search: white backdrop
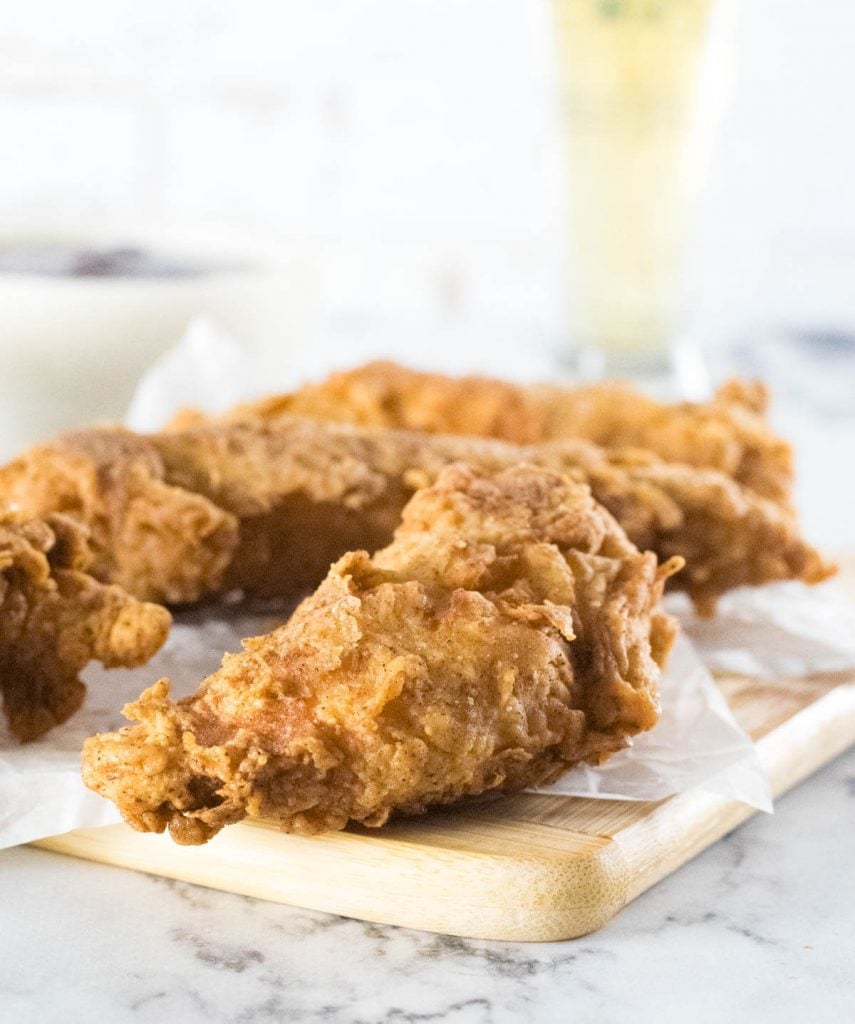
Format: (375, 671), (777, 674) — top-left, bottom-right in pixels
(2, 0), (854, 359)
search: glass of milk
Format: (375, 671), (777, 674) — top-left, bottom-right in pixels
(551, 0), (734, 377)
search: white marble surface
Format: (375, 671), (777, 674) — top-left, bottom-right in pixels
(1, 748), (851, 1024)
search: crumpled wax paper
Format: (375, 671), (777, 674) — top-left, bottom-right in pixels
(3, 319), (853, 848)
(665, 582), (855, 679)
(534, 632), (772, 808)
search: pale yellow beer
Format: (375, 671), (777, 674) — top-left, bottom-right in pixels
(552, 0), (716, 370)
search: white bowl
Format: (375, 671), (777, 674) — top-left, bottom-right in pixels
(0, 226), (316, 459)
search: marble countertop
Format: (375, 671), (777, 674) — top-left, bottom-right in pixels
(2, 747), (852, 1024)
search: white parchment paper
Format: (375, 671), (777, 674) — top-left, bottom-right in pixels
(534, 632), (772, 809)
(3, 320), (853, 848)
(665, 582), (855, 679)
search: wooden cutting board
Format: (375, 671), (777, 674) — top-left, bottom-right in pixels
(34, 665), (855, 942)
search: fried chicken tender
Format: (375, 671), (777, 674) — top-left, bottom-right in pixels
(216, 361), (793, 503)
(82, 464), (681, 844)
(0, 419), (830, 612)
(0, 514), (171, 742)
(150, 418), (832, 612)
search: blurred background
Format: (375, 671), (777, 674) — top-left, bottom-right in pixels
(0, 0), (853, 537)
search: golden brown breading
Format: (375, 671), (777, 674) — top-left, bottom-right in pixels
(0, 514), (171, 742)
(152, 418), (831, 612)
(0, 429), (240, 605)
(82, 464), (681, 844)
(0, 419), (830, 612)
(217, 361), (794, 503)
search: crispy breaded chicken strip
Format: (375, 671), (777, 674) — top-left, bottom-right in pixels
(82, 464), (681, 844)
(213, 361), (793, 503)
(0, 419), (830, 611)
(0, 515), (171, 742)
(152, 418), (830, 612)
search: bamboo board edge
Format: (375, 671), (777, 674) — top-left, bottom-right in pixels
(32, 681), (855, 942)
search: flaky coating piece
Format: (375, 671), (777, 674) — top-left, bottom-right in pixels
(0, 429), (240, 604)
(0, 514), (171, 742)
(82, 464), (681, 844)
(213, 361), (793, 503)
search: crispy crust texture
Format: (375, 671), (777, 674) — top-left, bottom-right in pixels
(215, 361), (794, 503)
(0, 514), (171, 742)
(0, 418), (831, 612)
(0, 430), (240, 605)
(82, 464), (681, 844)
(150, 418), (833, 611)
